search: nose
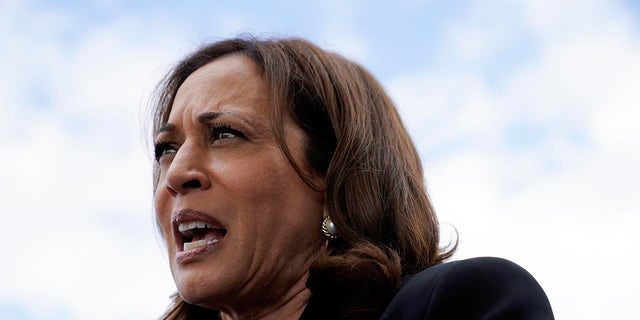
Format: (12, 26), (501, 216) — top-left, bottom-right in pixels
(164, 142), (211, 196)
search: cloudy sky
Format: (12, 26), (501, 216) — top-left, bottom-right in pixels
(1, 0), (638, 319)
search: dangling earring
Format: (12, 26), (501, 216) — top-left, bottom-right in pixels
(322, 215), (339, 240)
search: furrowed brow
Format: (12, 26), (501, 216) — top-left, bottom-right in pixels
(197, 111), (224, 124)
(197, 110), (263, 131)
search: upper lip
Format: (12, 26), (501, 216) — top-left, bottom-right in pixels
(171, 209), (226, 250)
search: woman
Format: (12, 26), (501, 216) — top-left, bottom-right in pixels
(150, 36), (554, 319)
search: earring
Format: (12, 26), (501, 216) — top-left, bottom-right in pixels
(322, 216), (339, 239)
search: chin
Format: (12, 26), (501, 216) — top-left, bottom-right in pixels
(176, 279), (218, 307)
(172, 265), (229, 308)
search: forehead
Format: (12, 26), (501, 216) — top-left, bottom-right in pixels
(167, 54), (268, 123)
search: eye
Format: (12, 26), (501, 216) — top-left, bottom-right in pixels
(210, 124), (245, 142)
(154, 142), (177, 162)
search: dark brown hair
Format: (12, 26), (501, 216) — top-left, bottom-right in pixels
(150, 36), (455, 319)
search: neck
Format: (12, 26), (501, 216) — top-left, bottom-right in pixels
(219, 275), (310, 320)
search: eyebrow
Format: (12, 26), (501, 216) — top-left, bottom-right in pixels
(155, 112), (224, 134)
(157, 123), (175, 133)
(197, 111), (225, 123)
(156, 110), (263, 138)
(198, 111), (262, 130)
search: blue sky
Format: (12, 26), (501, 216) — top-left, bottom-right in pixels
(1, 0), (638, 319)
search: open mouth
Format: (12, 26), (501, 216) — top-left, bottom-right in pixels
(176, 220), (227, 252)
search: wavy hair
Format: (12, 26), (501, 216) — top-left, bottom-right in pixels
(149, 36), (455, 319)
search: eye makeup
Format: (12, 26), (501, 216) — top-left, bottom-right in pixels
(208, 123), (246, 143)
(154, 142), (177, 162)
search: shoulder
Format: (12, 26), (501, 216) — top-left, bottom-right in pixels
(379, 257), (554, 320)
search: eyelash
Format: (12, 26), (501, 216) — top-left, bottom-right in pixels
(154, 142), (176, 162)
(153, 124), (245, 162)
(209, 123), (245, 141)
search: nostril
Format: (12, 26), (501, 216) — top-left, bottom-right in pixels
(182, 179), (202, 189)
(166, 185), (178, 197)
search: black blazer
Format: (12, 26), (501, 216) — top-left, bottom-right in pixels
(379, 257), (554, 319)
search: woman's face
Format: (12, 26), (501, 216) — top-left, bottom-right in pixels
(154, 54), (325, 312)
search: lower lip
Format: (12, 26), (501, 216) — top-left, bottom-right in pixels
(175, 238), (224, 264)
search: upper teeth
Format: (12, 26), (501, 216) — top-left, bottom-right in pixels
(178, 221), (217, 232)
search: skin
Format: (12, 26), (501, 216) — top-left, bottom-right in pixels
(154, 54), (326, 319)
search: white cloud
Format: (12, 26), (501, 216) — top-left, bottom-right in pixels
(1, 0), (638, 319)
(0, 2), (274, 313)
(440, 1), (527, 65)
(390, 72), (504, 157)
(0, 3), (183, 319)
(388, 1), (640, 319)
(315, 0), (372, 63)
(523, 0), (623, 41)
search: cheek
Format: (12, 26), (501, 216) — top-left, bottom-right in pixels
(229, 147), (322, 227)
(235, 166), (322, 242)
